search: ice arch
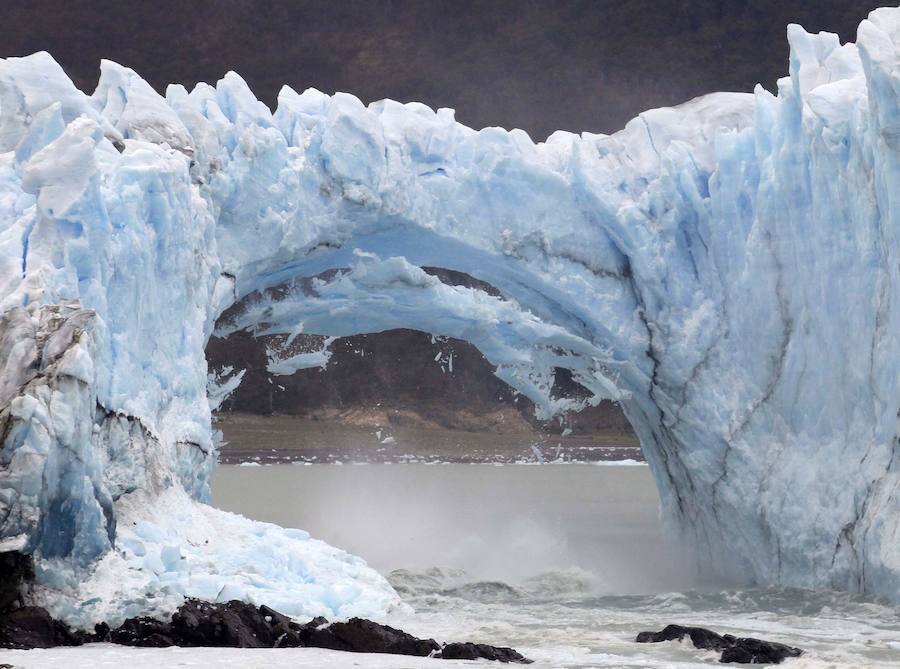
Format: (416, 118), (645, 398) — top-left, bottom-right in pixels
(0, 7), (899, 625)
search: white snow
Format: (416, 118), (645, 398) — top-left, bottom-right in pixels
(0, 5), (899, 625)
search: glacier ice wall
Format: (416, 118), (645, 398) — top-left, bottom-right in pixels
(0, 7), (899, 622)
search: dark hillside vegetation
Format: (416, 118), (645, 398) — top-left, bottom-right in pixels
(1, 0), (882, 138)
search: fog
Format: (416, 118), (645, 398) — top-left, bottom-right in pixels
(212, 463), (702, 594)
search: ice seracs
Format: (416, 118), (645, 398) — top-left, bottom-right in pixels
(0, 6), (899, 626)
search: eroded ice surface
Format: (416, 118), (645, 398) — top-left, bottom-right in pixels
(0, 7), (899, 625)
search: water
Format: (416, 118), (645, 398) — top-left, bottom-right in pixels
(213, 463), (682, 590)
(212, 463), (900, 667)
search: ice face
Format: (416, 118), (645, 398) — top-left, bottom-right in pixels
(0, 7), (899, 625)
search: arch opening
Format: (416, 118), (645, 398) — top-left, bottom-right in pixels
(211, 254), (634, 422)
(205, 268), (636, 463)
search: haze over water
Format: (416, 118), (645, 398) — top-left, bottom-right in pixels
(212, 463), (900, 668)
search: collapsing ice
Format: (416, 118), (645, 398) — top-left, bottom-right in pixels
(0, 7), (899, 627)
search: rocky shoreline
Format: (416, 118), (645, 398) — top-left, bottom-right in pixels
(0, 602), (808, 665)
(0, 551), (531, 662)
(0, 598), (531, 663)
(0, 553), (804, 666)
(218, 444), (645, 465)
(215, 412), (642, 465)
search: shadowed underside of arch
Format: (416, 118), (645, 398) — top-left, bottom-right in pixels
(0, 7), (899, 626)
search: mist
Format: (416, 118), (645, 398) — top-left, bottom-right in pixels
(212, 463), (702, 595)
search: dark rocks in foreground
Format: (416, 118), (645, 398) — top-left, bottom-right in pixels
(636, 624), (803, 664)
(293, 615), (442, 656)
(440, 642), (533, 662)
(0, 552), (89, 651)
(0, 606), (91, 649)
(0, 552), (32, 613)
(108, 600), (293, 649)
(110, 601), (530, 662)
(0, 598), (530, 662)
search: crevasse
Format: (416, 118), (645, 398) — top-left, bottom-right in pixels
(0, 7), (898, 626)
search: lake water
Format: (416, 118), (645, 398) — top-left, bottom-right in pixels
(210, 463), (900, 668)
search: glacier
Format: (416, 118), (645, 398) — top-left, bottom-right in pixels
(0, 6), (899, 626)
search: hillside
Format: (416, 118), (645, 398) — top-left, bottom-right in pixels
(1, 0), (881, 138)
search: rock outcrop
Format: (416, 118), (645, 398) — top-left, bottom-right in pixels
(636, 624), (803, 664)
(207, 326), (632, 436)
(1, 598), (531, 663)
(0, 552), (31, 613)
(107, 599), (530, 662)
(0, 606), (90, 649)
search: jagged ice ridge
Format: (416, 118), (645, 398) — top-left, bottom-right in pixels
(0, 7), (898, 627)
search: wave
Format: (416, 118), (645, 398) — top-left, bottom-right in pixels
(387, 566), (597, 603)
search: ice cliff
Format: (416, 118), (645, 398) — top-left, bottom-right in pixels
(1, 7), (899, 625)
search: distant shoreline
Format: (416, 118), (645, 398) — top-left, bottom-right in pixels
(217, 447), (646, 465)
(215, 412), (644, 465)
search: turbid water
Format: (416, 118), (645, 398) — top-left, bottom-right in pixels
(208, 463), (900, 668)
